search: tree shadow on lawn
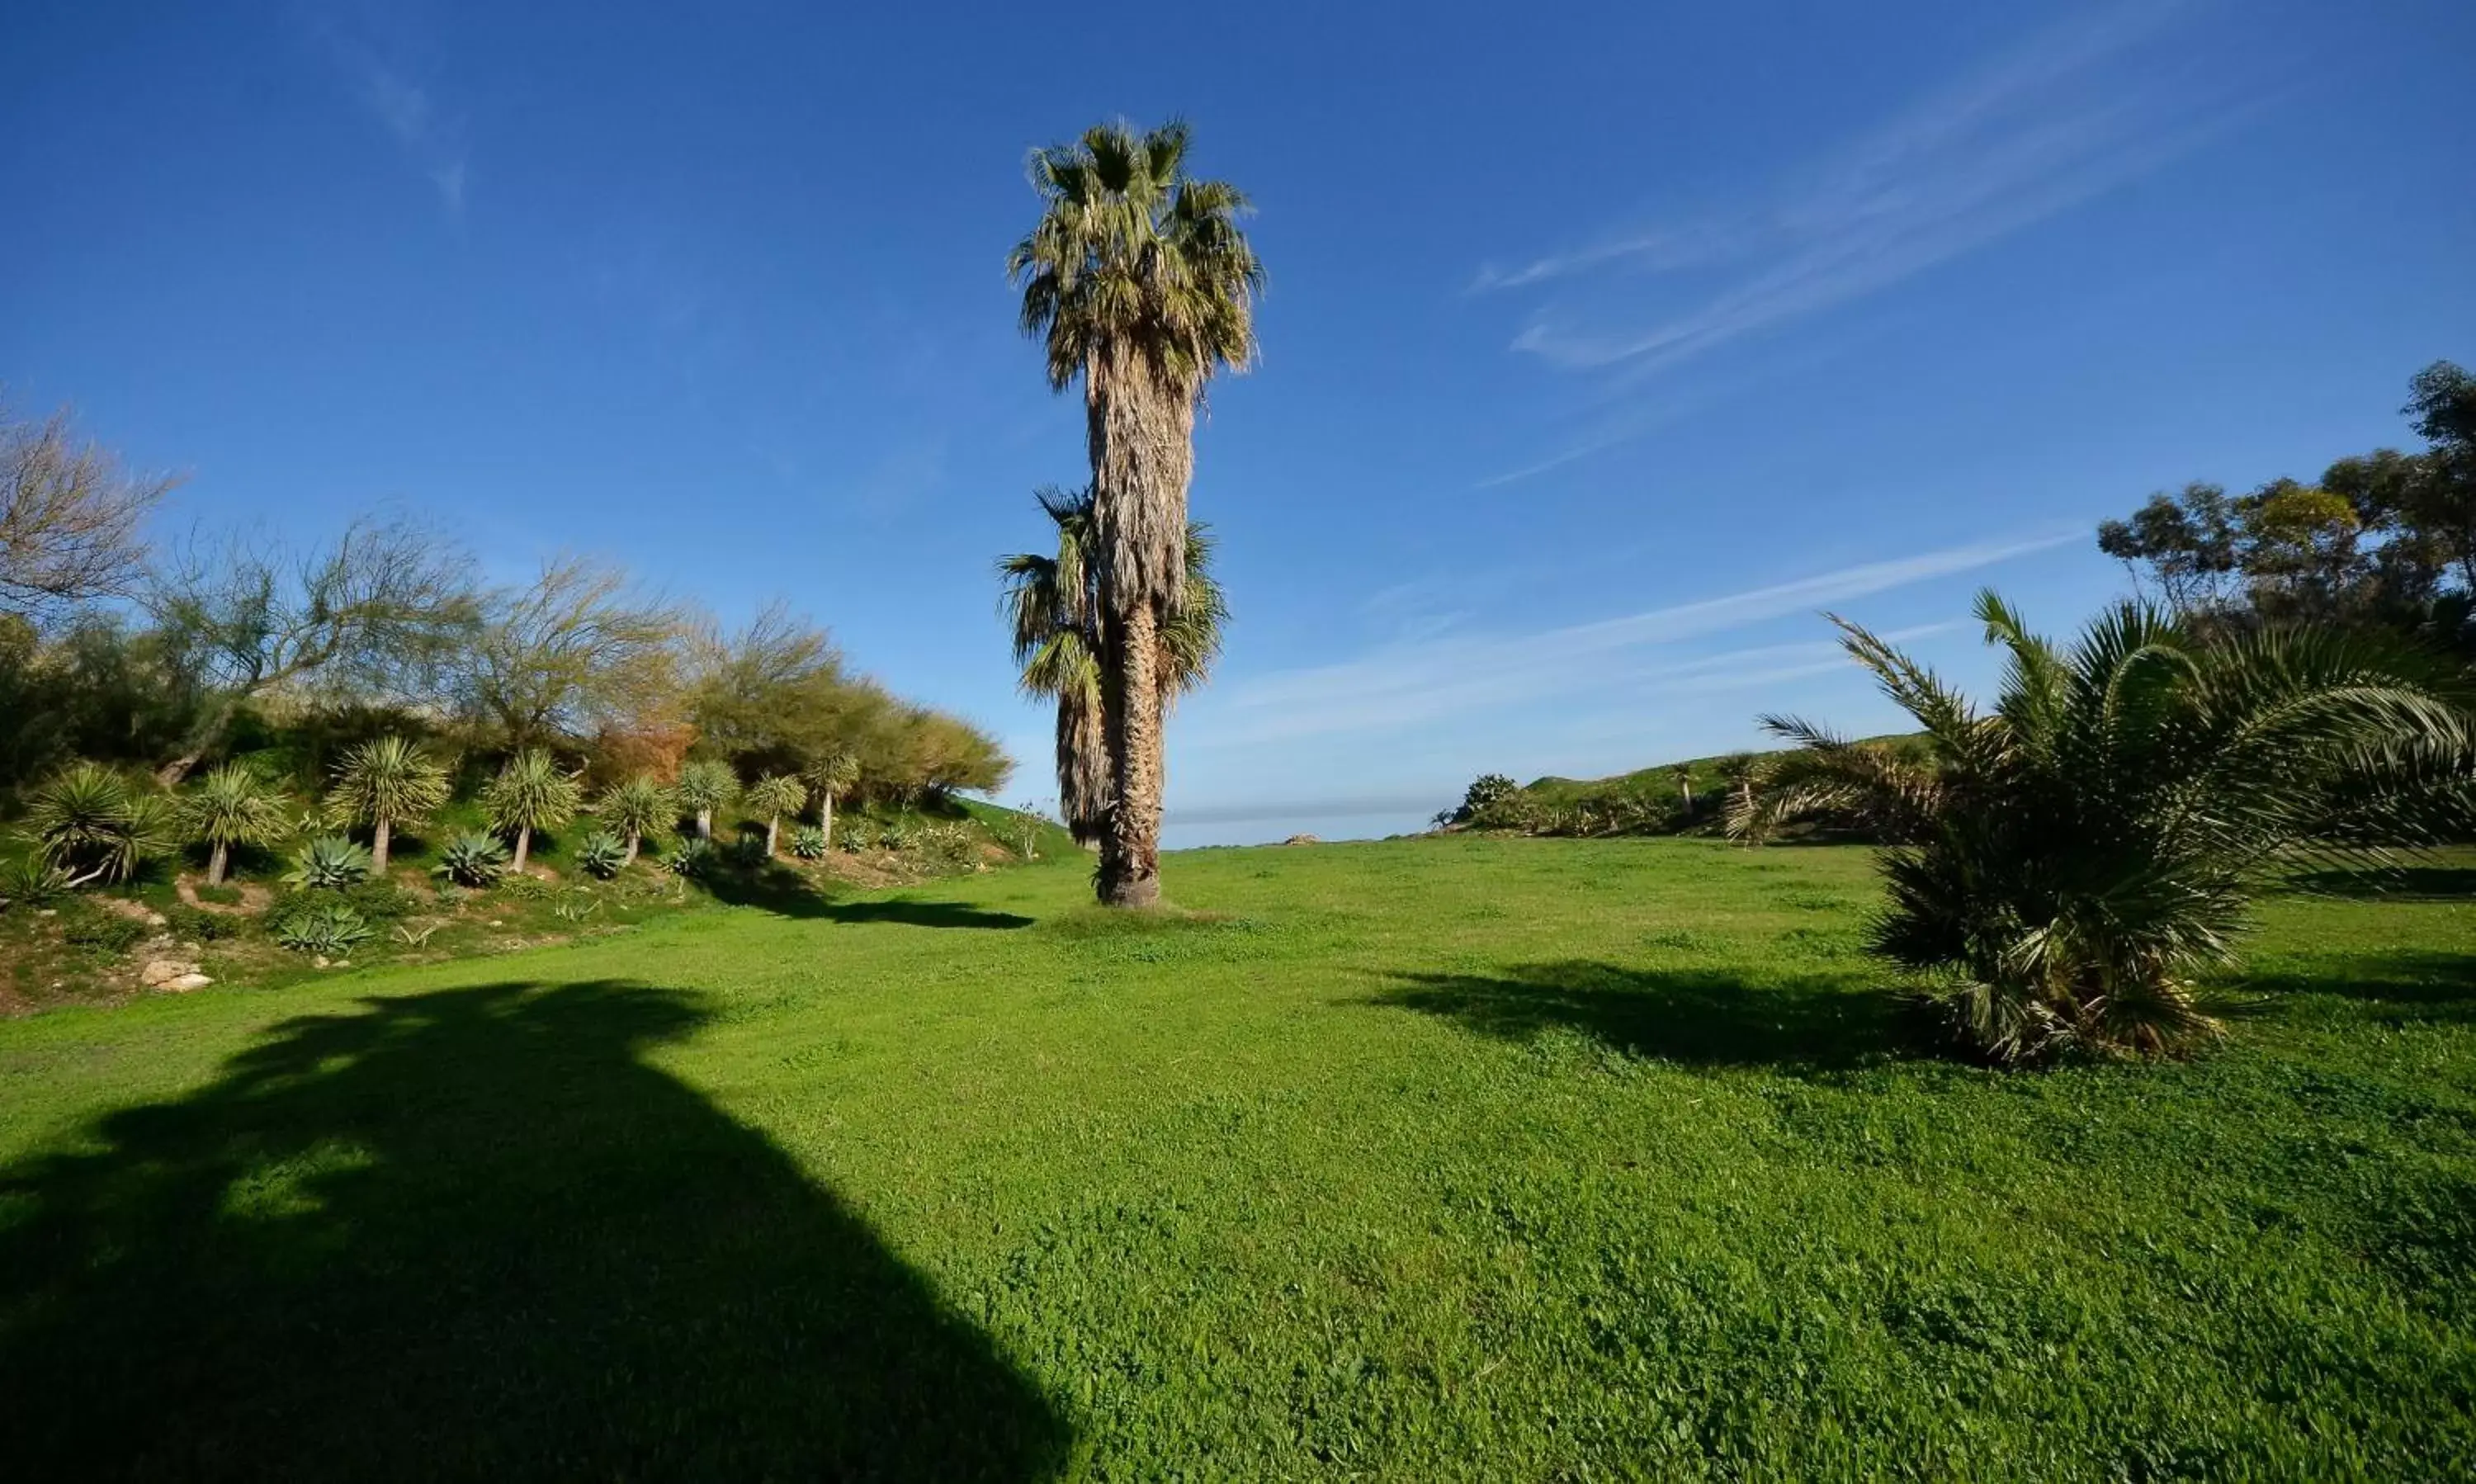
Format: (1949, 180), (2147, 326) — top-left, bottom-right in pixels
(2280, 864), (2476, 901)
(0, 981), (1069, 1481)
(1368, 961), (1913, 1073)
(2228, 948), (2476, 1025)
(700, 862), (1033, 929)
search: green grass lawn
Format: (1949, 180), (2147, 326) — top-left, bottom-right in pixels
(2, 838), (2471, 1480)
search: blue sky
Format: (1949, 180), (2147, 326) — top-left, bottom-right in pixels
(5, 0), (2472, 844)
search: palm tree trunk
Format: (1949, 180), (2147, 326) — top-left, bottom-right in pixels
(1099, 600), (1165, 907)
(513, 825), (531, 874)
(820, 790), (834, 843)
(765, 814), (780, 858)
(624, 829), (640, 867)
(207, 841), (229, 886)
(373, 816), (392, 877)
(697, 808), (711, 840)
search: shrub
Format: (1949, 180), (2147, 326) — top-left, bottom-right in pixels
(572, 829), (628, 879)
(284, 835), (374, 890)
(433, 832), (511, 888)
(59, 902), (149, 953)
(335, 879), (422, 923)
(1456, 773), (1519, 820)
(163, 905), (239, 942)
(663, 837), (716, 879)
(920, 823), (977, 870)
(499, 872), (553, 901)
(22, 763), (177, 885)
(789, 825), (829, 859)
(272, 901), (374, 956)
(1, 857), (71, 910)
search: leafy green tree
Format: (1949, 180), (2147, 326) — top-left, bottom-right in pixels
(999, 485), (1226, 848)
(673, 759), (737, 841)
(802, 752), (860, 844)
(182, 762), (291, 885)
(595, 774), (671, 866)
(1010, 119), (1262, 906)
(1731, 591), (2476, 1062)
(21, 762), (175, 886)
(480, 749), (581, 874)
(326, 735), (450, 877)
(744, 773), (806, 858)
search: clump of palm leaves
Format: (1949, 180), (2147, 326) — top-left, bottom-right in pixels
(480, 749), (580, 873)
(182, 763), (291, 886)
(802, 753), (859, 845)
(673, 760), (737, 841)
(1731, 591), (2476, 1062)
(272, 900), (373, 956)
(1, 857), (72, 910)
(743, 773), (807, 858)
(571, 829), (629, 880)
(325, 735), (450, 877)
(284, 835), (374, 890)
(21, 763), (177, 886)
(433, 832), (512, 887)
(594, 774), (671, 866)
(789, 825), (829, 860)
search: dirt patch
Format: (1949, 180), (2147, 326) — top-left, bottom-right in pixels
(174, 877), (272, 915)
(92, 896), (168, 927)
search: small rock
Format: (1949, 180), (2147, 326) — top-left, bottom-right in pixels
(37, 909), (56, 918)
(179, 940), (201, 952)
(139, 958), (201, 987)
(163, 973), (213, 993)
(312, 955), (330, 969)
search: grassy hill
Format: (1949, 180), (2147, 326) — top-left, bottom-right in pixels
(3, 836), (2471, 1477)
(1521, 733), (1926, 810)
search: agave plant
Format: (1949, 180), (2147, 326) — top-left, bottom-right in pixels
(182, 763), (291, 886)
(743, 773), (806, 858)
(571, 829), (628, 880)
(673, 760), (738, 842)
(327, 735), (451, 877)
(480, 749), (581, 873)
(433, 831), (513, 888)
(662, 836), (716, 879)
(285, 835), (374, 890)
(595, 774), (672, 866)
(272, 901), (374, 955)
(21, 763), (177, 887)
(789, 825), (829, 860)
(1732, 590), (2476, 1061)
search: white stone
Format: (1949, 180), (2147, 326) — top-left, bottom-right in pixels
(163, 973), (213, 992)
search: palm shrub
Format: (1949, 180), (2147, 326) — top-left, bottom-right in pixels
(285, 835), (374, 890)
(595, 774), (671, 866)
(673, 760), (737, 841)
(327, 735), (450, 877)
(1731, 591), (2476, 1062)
(433, 831), (512, 888)
(182, 763), (291, 886)
(572, 829), (628, 880)
(21, 763), (177, 886)
(480, 749), (580, 873)
(744, 773), (806, 858)
(1, 857), (72, 910)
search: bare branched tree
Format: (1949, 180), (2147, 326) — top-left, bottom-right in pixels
(457, 555), (688, 747)
(1, 399), (181, 624)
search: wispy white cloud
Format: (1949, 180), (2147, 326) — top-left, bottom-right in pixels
(1201, 529), (2069, 746)
(305, 13), (470, 216)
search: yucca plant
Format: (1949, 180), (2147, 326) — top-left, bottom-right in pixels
(480, 749), (581, 874)
(22, 763), (178, 886)
(743, 773), (807, 858)
(789, 825), (829, 859)
(284, 835), (374, 890)
(1732, 590), (2476, 1062)
(2, 856), (72, 910)
(327, 735), (451, 877)
(182, 763), (291, 886)
(673, 759), (737, 841)
(572, 829), (628, 880)
(595, 774), (671, 866)
(433, 831), (512, 888)
(802, 752), (860, 844)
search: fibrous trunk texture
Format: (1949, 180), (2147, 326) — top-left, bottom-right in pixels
(1058, 680), (1110, 849)
(373, 817), (393, 877)
(207, 841), (229, 886)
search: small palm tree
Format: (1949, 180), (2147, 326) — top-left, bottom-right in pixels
(744, 773), (807, 858)
(1715, 753), (1763, 834)
(22, 762), (176, 886)
(802, 753), (861, 844)
(999, 486), (1226, 848)
(1731, 590), (2476, 1061)
(327, 735), (451, 877)
(1671, 763), (1695, 813)
(481, 749), (581, 874)
(673, 759), (738, 841)
(595, 774), (671, 866)
(182, 763), (291, 885)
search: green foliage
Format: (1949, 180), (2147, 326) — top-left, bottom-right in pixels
(744, 772), (806, 823)
(182, 762), (290, 848)
(21, 762), (176, 885)
(1455, 773), (1518, 821)
(673, 760), (738, 819)
(1737, 591), (2476, 1061)
(162, 905), (239, 943)
(480, 749), (581, 839)
(283, 835), (373, 891)
(595, 775), (671, 844)
(663, 837), (716, 878)
(789, 825), (829, 860)
(269, 900), (373, 955)
(326, 735), (451, 834)
(57, 900), (149, 953)
(573, 829), (629, 879)
(432, 832), (512, 888)
(1, 855), (71, 909)
(333, 879), (421, 924)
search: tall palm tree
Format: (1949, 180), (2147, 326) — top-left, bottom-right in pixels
(744, 773), (806, 858)
(481, 749), (580, 874)
(1010, 119), (1262, 906)
(999, 485), (1227, 848)
(803, 752), (860, 843)
(1729, 590), (2476, 1062)
(595, 774), (671, 867)
(327, 735), (450, 877)
(182, 763), (290, 886)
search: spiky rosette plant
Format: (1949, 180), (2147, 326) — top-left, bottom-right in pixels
(744, 773), (807, 858)
(182, 763), (291, 885)
(480, 749), (581, 874)
(673, 759), (738, 841)
(326, 735), (450, 877)
(21, 763), (176, 886)
(801, 752), (860, 843)
(1730, 590), (2476, 1062)
(594, 774), (672, 866)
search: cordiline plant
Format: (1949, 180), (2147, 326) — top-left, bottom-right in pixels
(1730, 589), (2476, 1062)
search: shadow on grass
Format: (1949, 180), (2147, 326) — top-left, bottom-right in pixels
(2232, 948), (2476, 1024)
(0, 981), (1068, 1480)
(700, 863), (1033, 929)
(2280, 865), (2476, 901)
(1368, 961), (1909, 1072)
